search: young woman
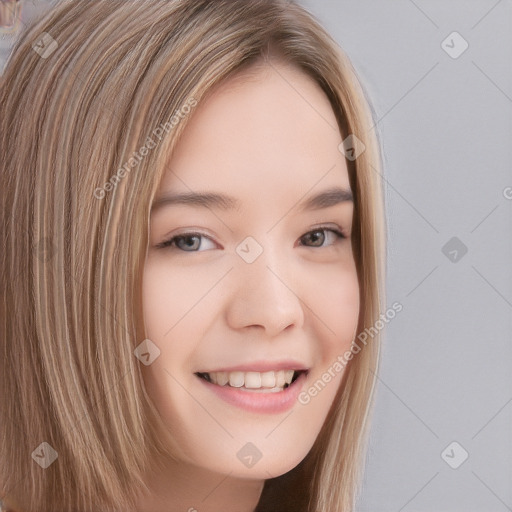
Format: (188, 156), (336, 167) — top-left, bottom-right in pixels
(0, 1), (386, 511)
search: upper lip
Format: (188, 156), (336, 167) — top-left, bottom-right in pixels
(196, 360), (310, 373)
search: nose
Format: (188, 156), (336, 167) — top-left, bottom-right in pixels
(225, 248), (305, 336)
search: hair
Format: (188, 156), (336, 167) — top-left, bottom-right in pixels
(0, 1), (386, 511)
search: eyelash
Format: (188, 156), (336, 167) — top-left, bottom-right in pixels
(155, 226), (347, 251)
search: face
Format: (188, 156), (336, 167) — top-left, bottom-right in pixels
(142, 60), (359, 479)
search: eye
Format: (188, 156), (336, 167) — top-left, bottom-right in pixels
(155, 226), (347, 252)
(299, 227), (346, 248)
(155, 232), (217, 252)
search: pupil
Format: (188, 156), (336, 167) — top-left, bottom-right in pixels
(307, 230), (324, 246)
(178, 235), (200, 251)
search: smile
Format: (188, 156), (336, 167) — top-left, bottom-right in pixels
(195, 369), (307, 392)
(194, 369), (310, 414)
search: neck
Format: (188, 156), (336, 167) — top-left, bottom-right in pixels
(134, 456), (265, 512)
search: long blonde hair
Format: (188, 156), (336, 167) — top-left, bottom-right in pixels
(0, 1), (386, 511)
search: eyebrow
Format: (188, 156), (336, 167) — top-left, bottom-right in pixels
(150, 186), (353, 213)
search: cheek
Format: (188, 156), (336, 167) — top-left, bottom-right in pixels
(140, 261), (202, 410)
(140, 258), (226, 417)
(141, 256), (228, 339)
(142, 259), (201, 339)
(294, 267), (359, 433)
(140, 259), (209, 375)
(326, 272), (360, 341)
(306, 261), (360, 361)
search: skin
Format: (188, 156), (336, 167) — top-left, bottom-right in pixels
(138, 59), (360, 512)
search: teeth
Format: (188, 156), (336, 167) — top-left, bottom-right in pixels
(244, 372), (261, 389)
(204, 369), (300, 389)
(260, 371), (276, 388)
(214, 372), (228, 386)
(228, 371), (244, 388)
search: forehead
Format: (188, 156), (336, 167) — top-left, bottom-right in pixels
(156, 61), (350, 207)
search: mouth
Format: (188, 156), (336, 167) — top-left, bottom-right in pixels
(194, 369), (309, 393)
(194, 367), (310, 414)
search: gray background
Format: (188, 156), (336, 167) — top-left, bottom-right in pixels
(297, 1), (512, 511)
(2, 1), (511, 511)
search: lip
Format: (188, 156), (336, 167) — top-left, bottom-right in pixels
(196, 370), (309, 414)
(196, 360), (309, 373)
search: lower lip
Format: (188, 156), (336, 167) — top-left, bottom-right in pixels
(196, 372), (308, 414)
